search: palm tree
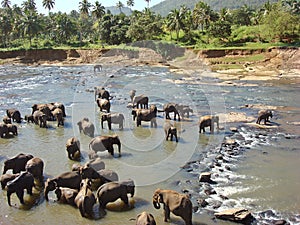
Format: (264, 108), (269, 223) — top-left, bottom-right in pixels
(79, 0), (91, 16)
(1, 0), (11, 8)
(21, 0), (37, 12)
(192, 1), (212, 31)
(165, 8), (184, 41)
(126, 0), (134, 11)
(116, 1), (124, 13)
(145, 0), (150, 8)
(92, 1), (105, 19)
(42, 0), (55, 12)
(20, 10), (42, 47)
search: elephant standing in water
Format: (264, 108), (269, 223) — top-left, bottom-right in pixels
(3, 153), (34, 174)
(199, 115), (219, 134)
(97, 179), (135, 209)
(25, 157), (44, 182)
(152, 188), (193, 225)
(6, 171), (35, 206)
(65, 137), (81, 160)
(256, 110), (273, 124)
(55, 187), (78, 206)
(32, 110), (47, 128)
(97, 98), (111, 113)
(162, 103), (181, 121)
(77, 118), (95, 137)
(89, 135), (121, 158)
(52, 108), (64, 127)
(132, 105), (157, 127)
(6, 109), (22, 123)
(164, 122), (178, 142)
(101, 113), (125, 130)
(94, 86), (112, 101)
(0, 123), (9, 138)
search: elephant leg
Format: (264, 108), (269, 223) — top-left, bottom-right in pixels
(163, 205), (171, 222)
(175, 134), (178, 142)
(107, 146), (114, 156)
(120, 194), (129, 205)
(27, 187), (33, 195)
(16, 190), (25, 204)
(108, 122), (112, 130)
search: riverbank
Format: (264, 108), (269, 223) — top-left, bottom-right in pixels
(0, 47), (299, 82)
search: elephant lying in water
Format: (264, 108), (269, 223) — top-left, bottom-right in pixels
(152, 188), (193, 225)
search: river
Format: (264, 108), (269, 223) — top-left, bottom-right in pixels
(0, 63), (299, 225)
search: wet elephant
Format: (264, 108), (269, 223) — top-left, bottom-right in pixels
(177, 105), (193, 119)
(164, 122), (178, 142)
(89, 135), (121, 158)
(199, 115), (219, 134)
(101, 112), (125, 130)
(96, 98), (111, 113)
(25, 157), (44, 182)
(44, 171), (81, 201)
(55, 187), (78, 206)
(7, 171), (35, 206)
(3, 153), (34, 174)
(77, 118), (95, 138)
(7, 124), (18, 135)
(0, 173), (19, 189)
(94, 86), (112, 101)
(136, 211), (157, 225)
(52, 108), (64, 127)
(97, 179), (135, 209)
(132, 94), (149, 109)
(162, 103), (181, 121)
(32, 104), (53, 121)
(51, 102), (67, 117)
(74, 179), (96, 218)
(2, 116), (12, 124)
(132, 105), (157, 127)
(24, 114), (34, 123)
(0, 123), (9, 138)
(6, 109), (22, 123)
(66, 137), (81, 160)
(152, 188), (193, 225)
(32, 110), (47, 128)
(256, 110), (273, 125)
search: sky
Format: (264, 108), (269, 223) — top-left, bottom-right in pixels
(10, 0), (163, 14)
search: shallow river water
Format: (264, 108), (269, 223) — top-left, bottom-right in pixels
(0, 63), (299, 225)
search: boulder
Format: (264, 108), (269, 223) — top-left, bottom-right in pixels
(215, 208), (254, 224)
(199, 172), (212, 183)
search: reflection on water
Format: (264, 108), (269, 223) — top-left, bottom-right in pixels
(0, 64), (299, 224)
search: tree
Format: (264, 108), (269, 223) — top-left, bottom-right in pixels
(53, 12), (77, 43)
(42, 0), (55, 12)
(1, 0), (11, 8)
(116, 1), (124, 13)
(92, 1), (105, 19)
(0, 11), (13, 47)
(20, 10), (42, 47)
(231, 4), (254, 26)
(208, 20), (231, 41)
(145, 0), (150, 8)
(165, 8), (184, 41)
(127, 0), (134, 10)
(193, 1), (213, 31)
(21, 0), (37, 13)
(79, 0), (91, 16)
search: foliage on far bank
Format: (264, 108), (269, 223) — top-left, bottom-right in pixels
(0, 0), (299, 51)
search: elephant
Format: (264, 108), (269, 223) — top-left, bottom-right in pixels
(136, 211), (157, 225)
(94, 86), (112, 101)
(199, 115), (219, 134)
(6, 109), (22, 123)
(164, 122), (178, 142)
(52, 108), (64, 127)
(132, 94), (149, 109)
(25, 157), (44, 182)
(74, 179), (96, 218)
(44, 171), (82, 201)
(177, 105), (193, 119)
(0, 173), (19, 189)
(6, 171), (35, 206)
(77, 118), (95, 138)
(2, 116), (12, 124)
(89, 135), (121, 158)
(94, 64), (102, 72)
(256, 110), (273, 125)
(98, 169), (119, 182)
(101, 113), (125, 130)
(51, 102), (67, 117)
(24, 114), (34, 123)
(85, 158), (106, 171)
(7, 124), (18, 135)
(32, 110), (47, 128)
(132, 105), (157, 127)
(66, 137), (81, 160)
(129, 89), (136, 102)
(96, 179), (135, 209)
(32, 104), (53, 121)
(97, 98), (111, 113)
(3, 153), (34, 174)
(152, 188), (193, 225)
(162, 103), (181, 121)
(0, 123), (9, 138)
(54, 187), (78, 206)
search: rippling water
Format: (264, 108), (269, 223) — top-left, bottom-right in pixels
(0, 64), (299, 225)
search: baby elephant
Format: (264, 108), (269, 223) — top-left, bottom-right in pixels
(164, 122), (178, 142)
(136, 211), (156, 225)
(256, 110), (273, 125)
(66, 137), (81, 160)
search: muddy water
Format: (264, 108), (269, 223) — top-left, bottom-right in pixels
(0, 64), (299, 225)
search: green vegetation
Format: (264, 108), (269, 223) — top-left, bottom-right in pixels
(0, 0), (299, 51)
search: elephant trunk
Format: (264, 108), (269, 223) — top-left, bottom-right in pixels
(153, 201), (160, 209)
(101, 118), (104, 129)
(117, 143), (121, 157)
